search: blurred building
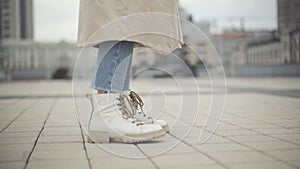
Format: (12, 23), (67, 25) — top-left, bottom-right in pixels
(0, 40), (79, 80)
(278, 0), (300, 64)
(216, 0), (300, 76)
(245, 36), (283, 65)
(0, 0), (34, 40)
(0, 0), (79, 80)
(212, 31), (253, 68)
(229, 31), (282, 65)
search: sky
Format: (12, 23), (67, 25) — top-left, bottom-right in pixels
(34, 0), (277, 43)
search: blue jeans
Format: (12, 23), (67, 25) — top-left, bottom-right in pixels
(90, 41), (135, 92)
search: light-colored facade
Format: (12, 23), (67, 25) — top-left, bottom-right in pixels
(0, 40), (80, 79)
(224, 0), (300, 76)
(211, 31), (253, 68)
(246, 0), (300, 65)
(246, 39), (284, 65)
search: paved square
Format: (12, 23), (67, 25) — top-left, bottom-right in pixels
(0, 77), (299, 169)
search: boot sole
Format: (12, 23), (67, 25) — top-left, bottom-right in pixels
(87, 129), (166, 143)
(162, 125), (170, 132)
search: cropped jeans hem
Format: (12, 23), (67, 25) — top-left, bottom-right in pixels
(90, 41), (135, 92)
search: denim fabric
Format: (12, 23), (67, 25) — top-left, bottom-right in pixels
(90, 41), (135, 92)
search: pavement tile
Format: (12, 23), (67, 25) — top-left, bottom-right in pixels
(41, 127), (82, 136)
(26, 159), (89, 169)
(227, 161), (296, 169)
(84, 143), (101, 149)
(0, 132), (39, 138)
(86, 148), (116, 158)
(264, 149), (300, 161)
(90, 157), (156, 169)
(208, 151), (275, 164)
(165, 142), (197, 154)
(288, 160), (300, 168)
(9, 120), (44, 128)
(242, 141), (300, 151)
(98, 143), (145, 158)
(152, 153), (215, 168)
(155, 164), (226, 169)
(0, 150), (29, 162)
(253, 128), (300, 135)
(276, 122), (300, 128)
(45, 120), (80, 127)
(136, 134), (181, 157)
(185, 133), (233, 145)
(0, 137), (36, 144)
(30, 150), (86, 160)
(0, 162), (25, 169)
(227, 134), (277, 143)
(0, 144), (34, 152)
(221, 119), (255, 125)
(200, 135), (232, 144)
(3, 127), (41, 133)
(215, 129), (258, 137)
(34, 143), (84, 151)
(194, 142), (250, 153)
(236, 123), (282, 129)
(38, 135), (82, 143)
(0, 99), (19, 108)
(270, 133), (300, 143)
(214, 123), (241, 130)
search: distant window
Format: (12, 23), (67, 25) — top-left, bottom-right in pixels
(4, 33), (10, 38)
(20, 0), (27, 39)
(283, 42), (288, 51)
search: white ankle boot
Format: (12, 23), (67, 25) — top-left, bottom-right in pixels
(86, 92), (165, 143)
(128, 91), (170, 132)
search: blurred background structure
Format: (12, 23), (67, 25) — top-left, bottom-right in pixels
(0, 0), (79, 80)
(0, 0), (299, 81)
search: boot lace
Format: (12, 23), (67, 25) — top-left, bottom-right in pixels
(129, 91), (153, 121)
(117, 94), (144, 126)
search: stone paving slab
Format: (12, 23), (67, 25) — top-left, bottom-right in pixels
(0, 77), (300, 169)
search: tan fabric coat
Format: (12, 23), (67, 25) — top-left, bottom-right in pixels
(77, 0), (183, 53)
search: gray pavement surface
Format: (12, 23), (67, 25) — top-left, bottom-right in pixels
(0, 77), (300, 169)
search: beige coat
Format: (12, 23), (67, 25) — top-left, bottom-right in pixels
(77, 0), (183, 53)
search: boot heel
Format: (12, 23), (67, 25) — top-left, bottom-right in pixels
(87, 131), (110, 143)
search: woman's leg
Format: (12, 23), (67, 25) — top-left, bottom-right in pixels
(90, 41), (135, 93)
(87, 41), (166, 143)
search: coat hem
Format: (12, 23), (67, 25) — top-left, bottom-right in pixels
(77, 39), (183, 54)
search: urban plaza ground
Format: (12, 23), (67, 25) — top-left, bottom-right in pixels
(0, 77), (300, 169)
